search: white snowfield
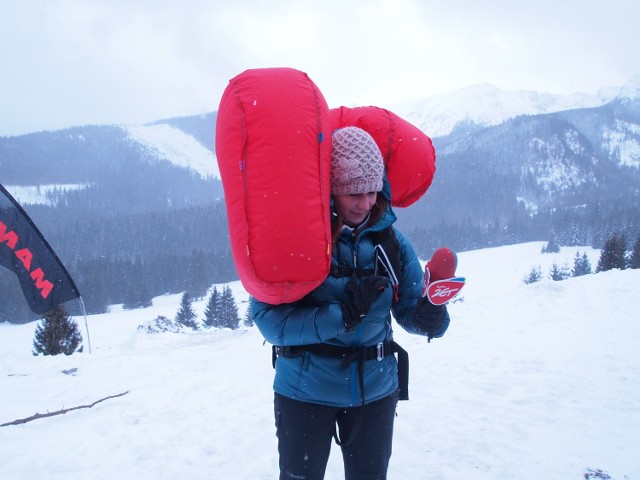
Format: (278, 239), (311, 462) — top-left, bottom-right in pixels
(1, 242), (638, 480)
(124, 123), (220, 180)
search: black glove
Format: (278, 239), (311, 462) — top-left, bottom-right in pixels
(414, 298), (449, 340)
(341, 275), (388, 331)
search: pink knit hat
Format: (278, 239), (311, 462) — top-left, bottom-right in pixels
(330, 127), (384, 196)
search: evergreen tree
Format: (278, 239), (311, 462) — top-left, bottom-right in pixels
(549, 262), (570, 281)
(541, 237), (560, 253)
(629, 234), (640, 269)
(185, 250), (210, 300)
(596, 232), (627, 272)
(523, 266), (542, 284)
(33, 304), (83, 356)
(220, 286), (240, 330)
(175, 292), (199, 330)
(244, 298), (254, 327)
(203, 287), (222, 328)
(571, 251), (592, 277)
(123, 258), (153, 310)
(616, 232), (628, 270)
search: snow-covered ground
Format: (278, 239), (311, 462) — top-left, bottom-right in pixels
(1, 242), (638, 479)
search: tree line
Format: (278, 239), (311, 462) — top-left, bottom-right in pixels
(406, 201), (640, 260)
(1, 202), (236, 323)
(524, 231), (640, 284)
(31, 286), (253, 357)
(174, 286), (245, 331)
(3, 198), (638, 324)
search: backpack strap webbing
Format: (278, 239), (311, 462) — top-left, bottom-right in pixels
(272, 340), (409, 402)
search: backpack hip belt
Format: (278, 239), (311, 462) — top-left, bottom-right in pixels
(272, 340), (409, 402)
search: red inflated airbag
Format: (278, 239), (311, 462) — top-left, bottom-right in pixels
(215, 68), (332, 304)
(331, 106), (436, 207)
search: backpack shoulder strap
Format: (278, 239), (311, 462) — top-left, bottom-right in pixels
(329, 226), (403, 303)
(371, 227), (402, 272)
(371, 227), (402, 302)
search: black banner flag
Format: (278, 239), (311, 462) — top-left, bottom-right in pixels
(0, 183), (80, 314)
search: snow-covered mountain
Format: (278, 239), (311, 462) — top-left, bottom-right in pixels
(116, 78), (640, 176)
(393, 76), (640, 138)
(4, 79), (639, 191)
(114, 78), (640, 188)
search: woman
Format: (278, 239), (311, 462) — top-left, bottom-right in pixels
(252, 126), (451, 480)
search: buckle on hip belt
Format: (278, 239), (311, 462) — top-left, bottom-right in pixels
(376, 342), (384, 361)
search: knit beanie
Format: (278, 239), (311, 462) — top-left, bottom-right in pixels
(330, 127), (385, 196)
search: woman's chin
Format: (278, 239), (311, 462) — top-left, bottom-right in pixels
(345, 215), (367, 227)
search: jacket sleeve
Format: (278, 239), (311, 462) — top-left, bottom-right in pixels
(251, 296), (346, 346)
(412, 299), (450, 340)
(391, 228), (451, 340)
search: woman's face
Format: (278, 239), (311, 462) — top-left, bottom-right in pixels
(333, 192), (378, 227)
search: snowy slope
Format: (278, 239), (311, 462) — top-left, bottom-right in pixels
(602, 118), (640, 169)
(1, 243), (638, 480)
(124, 124), (219, 179)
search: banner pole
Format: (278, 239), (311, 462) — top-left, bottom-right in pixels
(78, 297), (92, 354)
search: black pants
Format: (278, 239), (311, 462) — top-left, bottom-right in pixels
(274, 391), (399, 480)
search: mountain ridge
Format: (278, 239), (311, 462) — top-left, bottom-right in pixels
(393, 76), (640, 138)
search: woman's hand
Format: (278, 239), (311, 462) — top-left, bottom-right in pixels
(341, 275), (388, 331)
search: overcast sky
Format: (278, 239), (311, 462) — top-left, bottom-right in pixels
(2, 0), (639, 136)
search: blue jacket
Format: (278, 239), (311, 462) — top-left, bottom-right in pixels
(253, 197), (450, 407)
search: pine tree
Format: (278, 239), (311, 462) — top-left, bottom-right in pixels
(175, 292), (199, 330)
(244, 298), (254, 327)
(523, 266), (542, 284)
(220, 286), (240, 330)
(629, 234), (640, 269)
(615, 232), (628, 270)
(123, 258), (153, 310)
(185, 250), (210, 300)
(541, 237), (560, 253)
(571, 251), (592, 277)
(203, 287), (221, 328)
(33, 304), (83, 356)
(549, 262), (570, 281)
(596, 232), (627, 272)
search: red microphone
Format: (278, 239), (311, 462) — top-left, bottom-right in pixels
(422, 247), (465, 305)
(427, 247), (457, 281)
